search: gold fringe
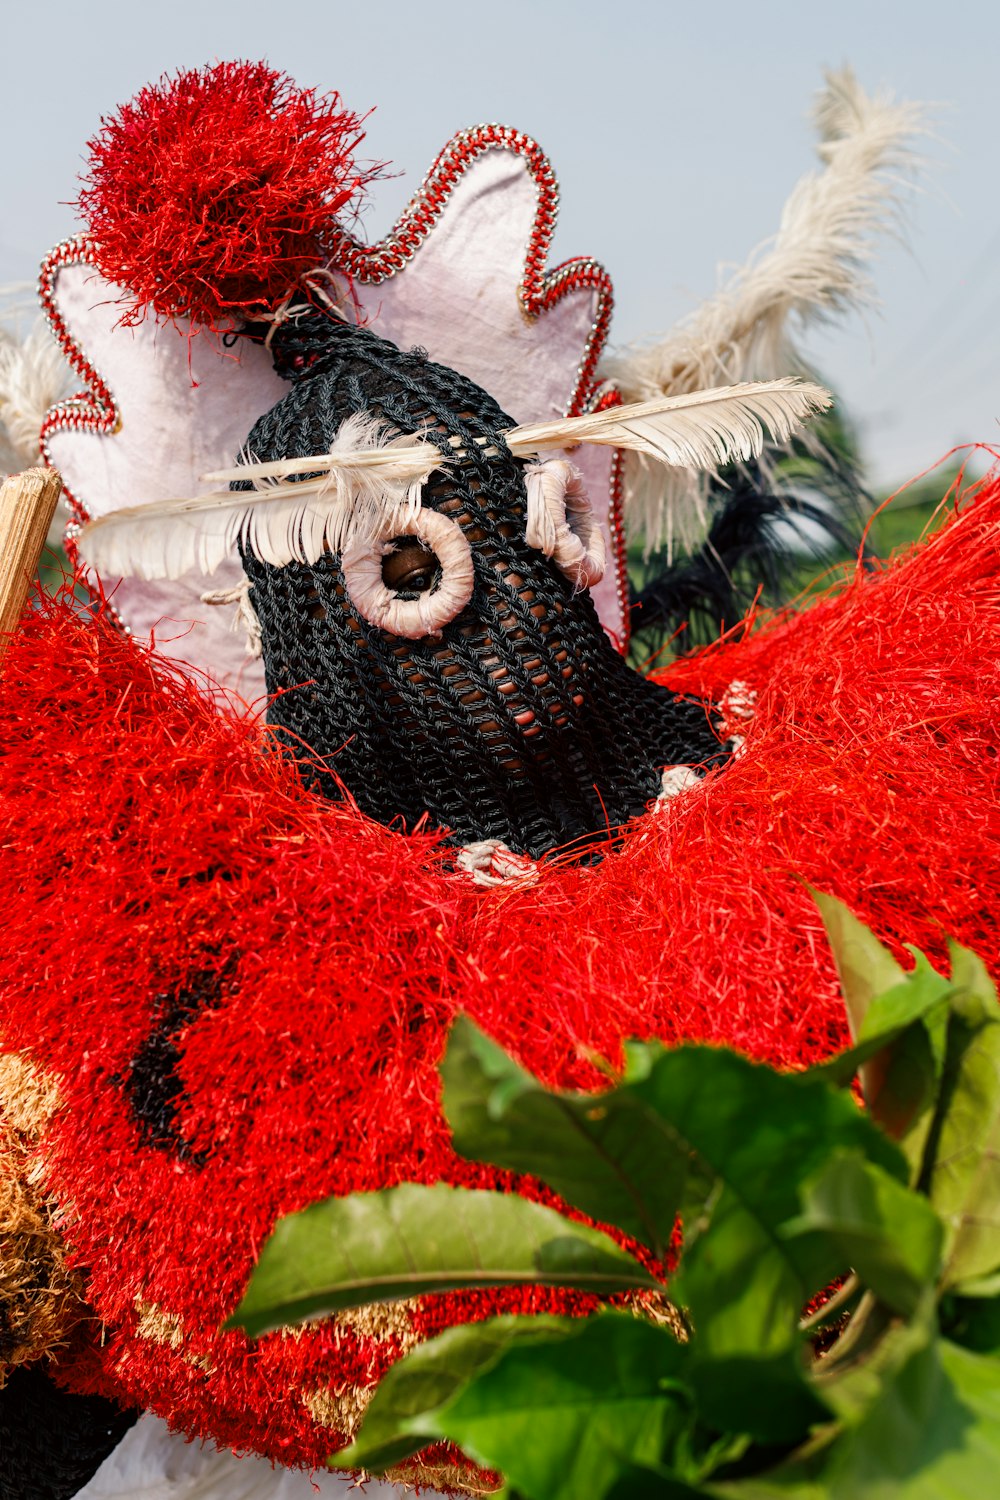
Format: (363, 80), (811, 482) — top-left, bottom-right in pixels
(0, 1051), (61, 1137)
(334, 1296), (422, 1349)
(134, 1298), (215, 1374)
(301, 1298), (424, 1454)
(628, 1288), (690, 1342)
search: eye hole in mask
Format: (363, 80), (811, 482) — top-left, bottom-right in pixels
(382, 541), (440, 595)
(341, 506), (475, 640)
(524, 456), (607, 590)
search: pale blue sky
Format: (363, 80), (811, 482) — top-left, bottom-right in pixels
(4, 0), (999, 486)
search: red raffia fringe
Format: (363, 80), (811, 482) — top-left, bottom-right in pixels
(78, 61), (381, 330)
(2, 470), (1000, 1468)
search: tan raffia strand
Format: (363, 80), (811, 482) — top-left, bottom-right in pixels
(0, 1050), (86, 1383)
(382, 1459), (504, 1495)
(303, 1298), (504, 1497)
(302, 1298), (423, 1437)
(302, 1382), (378, 1441)
(134, 1299), (185, 1352)
(333, 1297), (422, 1347)
(628, 1287), (691, 1342)
(0, 468), (62, 662)
(0, 1051), (61, 1138)
(134, 1298), (215, 1374)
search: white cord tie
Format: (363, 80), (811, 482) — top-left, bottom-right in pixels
(654, 765), (702, 808)
(524, 456), (606, 589)
(719, 678), (758, 758)
(201, 576), (263, 659)
(456, 839), (540, 888)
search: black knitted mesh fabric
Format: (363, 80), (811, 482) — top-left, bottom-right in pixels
(0, 1362), (137, 1500)
(237, 313), (726, 859)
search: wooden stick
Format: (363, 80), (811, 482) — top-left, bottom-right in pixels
(0, 467), (63, 668)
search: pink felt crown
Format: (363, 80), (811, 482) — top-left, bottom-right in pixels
(40, 123), (630, 703)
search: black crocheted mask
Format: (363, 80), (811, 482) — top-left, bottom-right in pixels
(237, 313), (725, 859)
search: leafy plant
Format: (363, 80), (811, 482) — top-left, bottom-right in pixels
(229, 895), (1000, 1498)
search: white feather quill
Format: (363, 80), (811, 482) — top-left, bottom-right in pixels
(78, 414), (443, 582)
(77, 381), (829, 582)
(598, 67), (926, 553)
(204, 380), (830, 479)
(505, 379), (830, 465)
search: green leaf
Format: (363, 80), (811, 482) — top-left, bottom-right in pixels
(810, 888), (909, 1040)
(814, 1295), (931, 1426)
(949, 1268), (1000, 1298)
(333, 1315), (570, 1472)
(397, 1311), (695, 1500)
(442, 1016), (687, 1258)
(843, 953), (951, 1177)
(941, 1293), (1000, 1355)
(924, 942), (1000, 1290)
(809, 892), (952, 1179)
(627, 1044), (904, 1305)
(688, 1347), (830, 1447)
(783, 1152), (944, 1317)
(724, 1316), (1000, 1499)
(228, 1184), (658, 1339)
(709, 1476), (824, 1500)
(822, 1334), (1000, 1498)
(603, 1461), (713, 1498)
(620, 1047), (901, 1441)
(856, 955), (951, 1073)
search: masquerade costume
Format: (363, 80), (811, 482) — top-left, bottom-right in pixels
(5, 60), (996, 1500)
(235, 314), (728, 858)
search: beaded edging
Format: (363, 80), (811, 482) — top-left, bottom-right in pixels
(330, 123), (616, 421)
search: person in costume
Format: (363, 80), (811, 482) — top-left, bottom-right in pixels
(7, 59), (994, 1500)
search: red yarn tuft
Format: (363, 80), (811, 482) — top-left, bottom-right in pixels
(77, 61), (381, 329)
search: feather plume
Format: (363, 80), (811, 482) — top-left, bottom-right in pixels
(506, 379), (830, 464)
(207, 381), (830, 480)
(80, 384), (828, 581)
(77, 413), (443, 582)
(0, 311), (71, 475)
(598, 67), (925, 553)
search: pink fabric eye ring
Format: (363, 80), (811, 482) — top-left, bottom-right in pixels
(524, 456), (606, 589)
(340, 507), (475, 639)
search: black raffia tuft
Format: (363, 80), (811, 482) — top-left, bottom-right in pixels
(629, 455), (870, 660)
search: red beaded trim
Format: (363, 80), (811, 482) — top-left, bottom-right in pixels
(38, 235), (120, 532)
(330, 123), (615, 420)
(36, 126), (625, 644)
(38, 236), (125, 605)
(589, 387), (631, 652)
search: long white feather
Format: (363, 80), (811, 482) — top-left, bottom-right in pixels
(207, 381), (830, 480)
(78, 382), (829, 581)
(598, 67), (926, 553)
(78, 414), (443, 582)
(505, 379), (831, 464)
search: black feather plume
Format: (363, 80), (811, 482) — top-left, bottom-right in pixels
(628, 447), (869, 663)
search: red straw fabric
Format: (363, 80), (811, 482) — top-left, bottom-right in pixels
(2, 472), (999, 1467)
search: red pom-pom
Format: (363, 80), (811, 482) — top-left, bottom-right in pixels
(77, 61), (381, 329)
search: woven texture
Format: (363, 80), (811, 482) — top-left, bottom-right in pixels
(238, 313), (724, 858)
(0, 1362), (136, 1500)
